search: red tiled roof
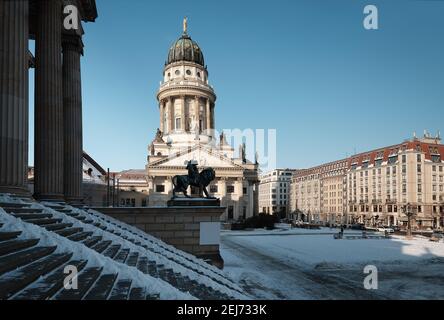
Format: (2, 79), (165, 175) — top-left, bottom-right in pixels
(295, 139), (444, 178)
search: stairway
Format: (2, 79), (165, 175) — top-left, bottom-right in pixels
(0, 195), (247, 300)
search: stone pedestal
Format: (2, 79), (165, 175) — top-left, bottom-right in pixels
(167, 197), (220, 207)
(96, 203), (226, 268)
(0, 0), (30, 196)
(34, 0), (64, 201)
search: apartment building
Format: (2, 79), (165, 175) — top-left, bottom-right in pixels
(290, 132), (444, 229)
(258, 169), (297, 216)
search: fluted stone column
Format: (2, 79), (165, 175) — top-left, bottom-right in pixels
(168, 97), (174, 133)
(34, 0), (64, 201)
(0, 0), (29, 196)
(206, 98), (211, 130)
(180, 95), (186, 131)
(211, 103), (215, 129)
(62, 36), (83, 203)
(159, 100), (164, 132)
(195, 96), (200, 133)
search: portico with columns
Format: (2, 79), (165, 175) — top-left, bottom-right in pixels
(0, 0), (97, 203)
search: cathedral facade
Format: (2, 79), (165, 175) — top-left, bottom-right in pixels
(121, 20), (259, 221)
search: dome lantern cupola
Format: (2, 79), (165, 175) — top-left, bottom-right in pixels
(166, 17), (205, 67)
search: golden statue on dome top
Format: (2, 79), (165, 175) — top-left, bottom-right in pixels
(183, 17), (188, 34)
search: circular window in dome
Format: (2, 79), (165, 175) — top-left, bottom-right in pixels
(186, 70), (192, 76)
(175, 70), (180, 76)
(197, 72), (201, 78)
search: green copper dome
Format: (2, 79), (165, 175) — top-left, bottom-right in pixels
(166, 33), (205, 67)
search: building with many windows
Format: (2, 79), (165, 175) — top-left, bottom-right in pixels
(290, 132), (444, 229)
(258, 169), (297, 216)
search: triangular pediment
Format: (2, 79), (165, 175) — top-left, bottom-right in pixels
(149, 145), (244, 169)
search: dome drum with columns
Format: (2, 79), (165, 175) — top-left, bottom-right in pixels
(156, 19), (216, 143)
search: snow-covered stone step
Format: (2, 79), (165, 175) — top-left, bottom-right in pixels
(0, 238), (39, 256)
(54, 227), (82, 237)
(114, 248), (130, 264)
(55, 266), (103, 300)
(5, 207), (43, 214)
(83, 273), (117, 300)
(12, 213), (53, 220)
(0, 202), (30, 208)
(126, 252), (139, 267)
(108, 278), (132, 300)
(67, 231), (94, 242)
(0, 231), (22, 242)
(44, 222), (73, 232)
(0, 252), (73, 299)
(81, 235), (102, 248)
(0, 245), (57, 275)
(12, 260), (88, 300)
(102, 244), (121, 259)
(91, 240), (112, 253)
(26, 218), (63, 226)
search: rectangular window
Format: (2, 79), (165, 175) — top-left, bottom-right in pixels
(226, 185), (235, 193)
(175, 117), (181, 130)
(417, 154), (421, 162)
(228, 206), (234, 220)
(210, 185), (218, 193)
(156, 185), (165, 193)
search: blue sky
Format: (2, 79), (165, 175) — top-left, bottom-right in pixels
(28, 0), (444, 171)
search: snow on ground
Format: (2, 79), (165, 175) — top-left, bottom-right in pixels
(221, 227), (444, 300)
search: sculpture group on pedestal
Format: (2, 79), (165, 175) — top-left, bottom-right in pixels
(172, 160), (216, 199)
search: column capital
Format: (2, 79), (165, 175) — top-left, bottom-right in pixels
(62, 35), (84, 55)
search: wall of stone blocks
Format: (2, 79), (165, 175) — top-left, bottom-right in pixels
(94, 206), (224, 260)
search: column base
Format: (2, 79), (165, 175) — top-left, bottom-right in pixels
(33, 193), (65, 202)
(0, 186), (31, 197)
(65, 196), (84, 206)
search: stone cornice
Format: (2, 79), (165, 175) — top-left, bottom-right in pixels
(157, 85), (216, 103)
